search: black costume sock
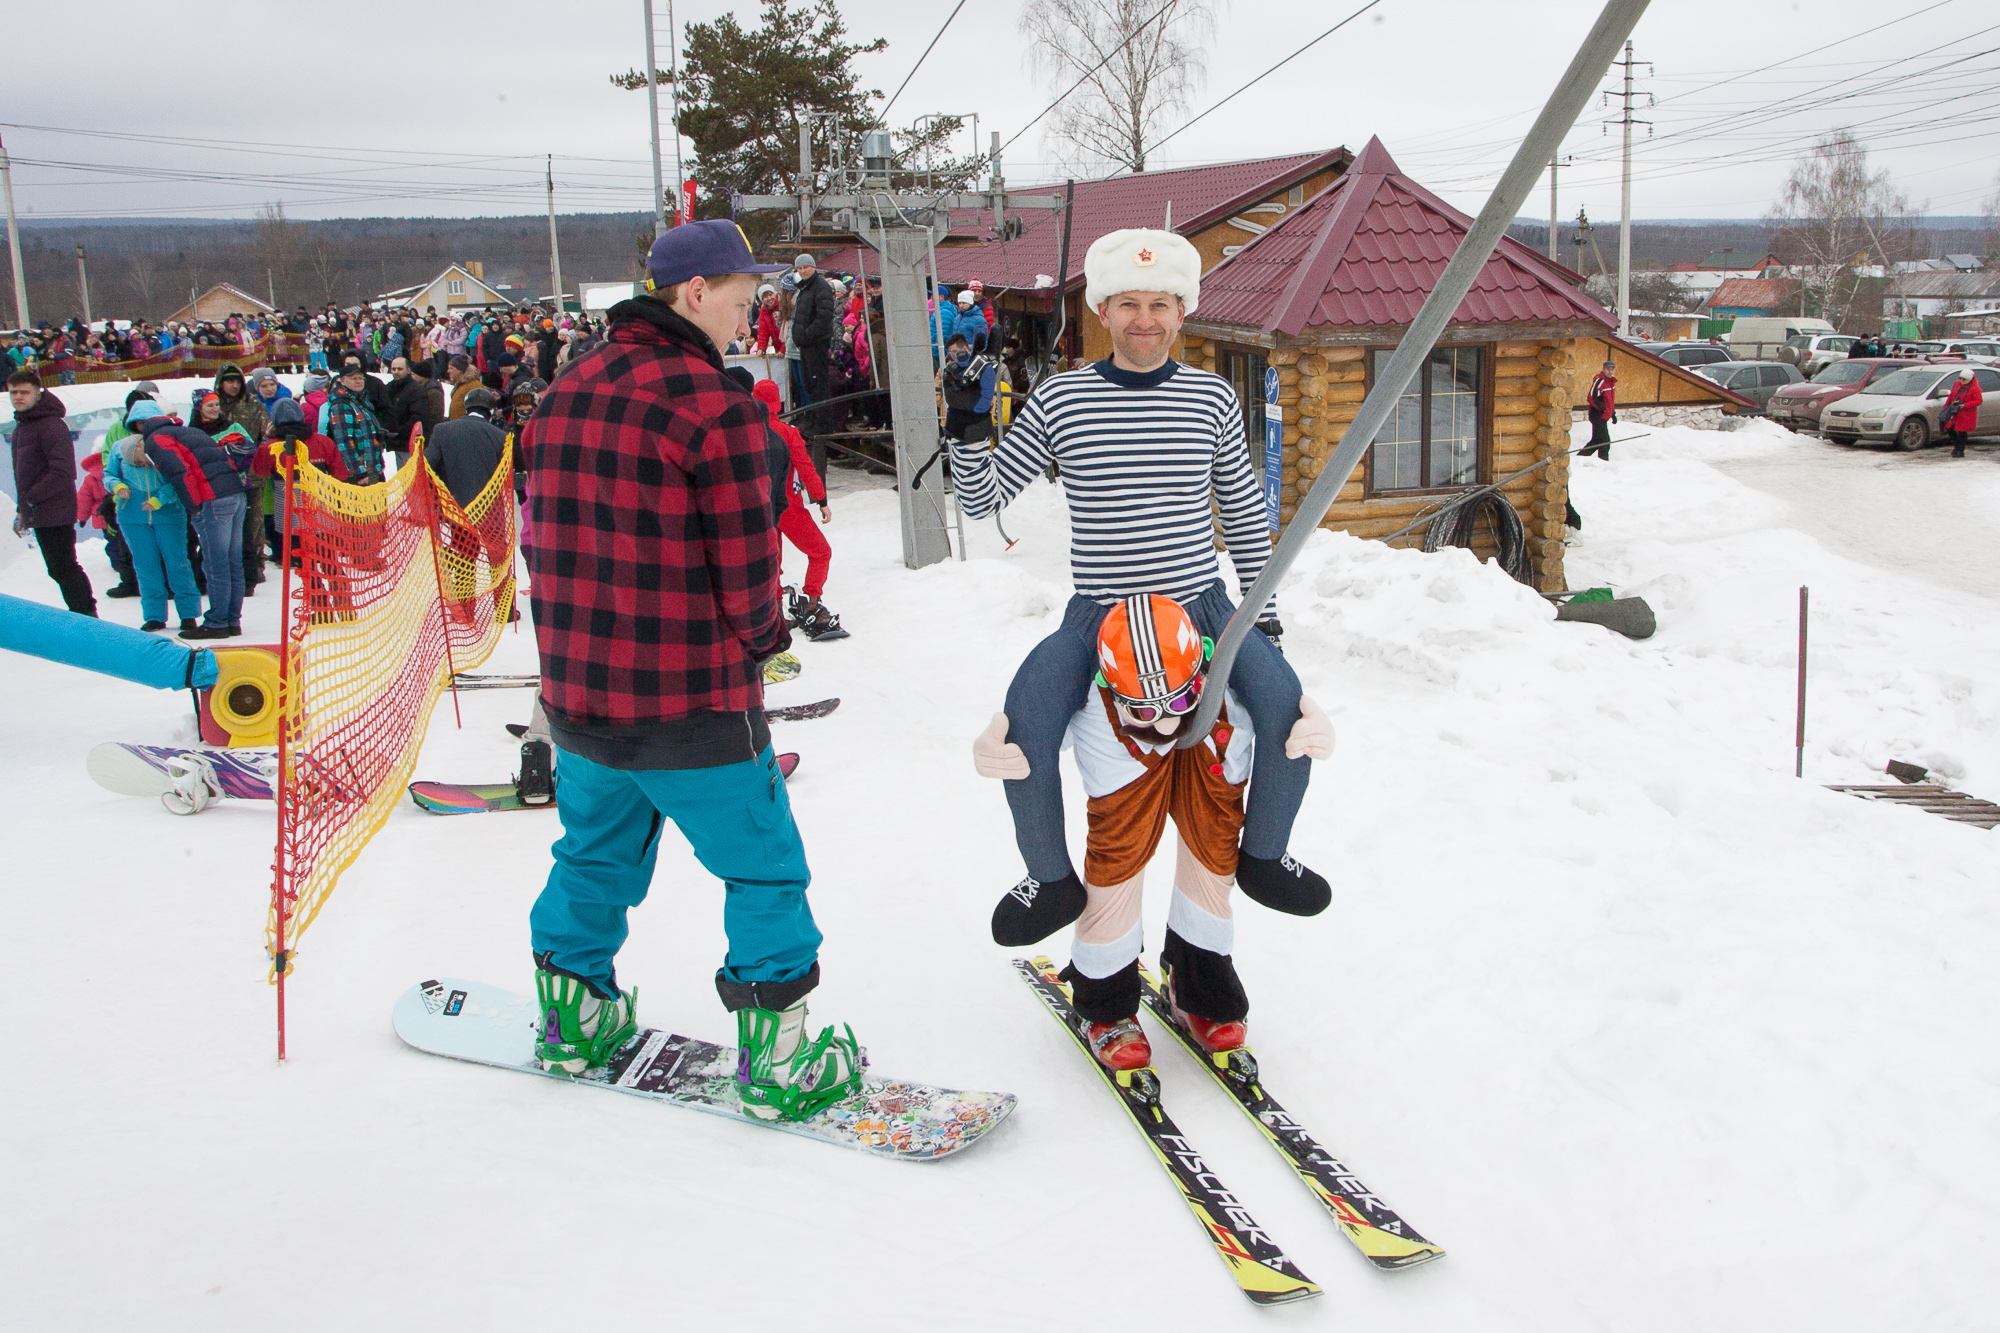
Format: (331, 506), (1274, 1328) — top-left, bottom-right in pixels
(1236, 852), (1331, 917)
(991, 870), (1088, 947)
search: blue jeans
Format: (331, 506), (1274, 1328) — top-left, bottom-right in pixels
(1002, 580), (1309, 881)
(121, 509), (201, 623)
(529, 745), (820, 996)
(194, 494), (246, 628)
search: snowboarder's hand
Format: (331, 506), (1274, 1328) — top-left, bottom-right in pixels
(1285, 695), (1334, 761)
(973, 712), (1030, 780)
(818, 503), (832, 524)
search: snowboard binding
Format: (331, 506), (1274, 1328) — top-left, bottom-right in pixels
(160, 753), (224, 816)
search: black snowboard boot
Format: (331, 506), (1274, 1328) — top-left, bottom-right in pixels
(798, 598), (847, 641)
(991, 870), (1088, 946)
(517, 739), (554, 806)
(1236, 852), (1331, 916)
(783, 585), (810, 629)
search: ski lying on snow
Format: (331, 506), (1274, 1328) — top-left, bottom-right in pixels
(454, 652), (802, 689)
(1016, 956), (1319, 1306)
(1138, 966), (1443, 1271)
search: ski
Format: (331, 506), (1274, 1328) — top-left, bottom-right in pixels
(1016, 957), (1320, 1306)
(1138, 965), (1443, 1270)
(453, 652), (802, 689)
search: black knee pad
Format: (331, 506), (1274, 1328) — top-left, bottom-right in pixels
(1061, 958), (1140, 1024)
(1162, 929), (1248, 1023)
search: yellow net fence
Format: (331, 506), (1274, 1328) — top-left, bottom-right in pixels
(266, 439), (516, 1043)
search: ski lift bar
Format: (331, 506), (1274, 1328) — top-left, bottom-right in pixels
(1174, 0), (1653, 749)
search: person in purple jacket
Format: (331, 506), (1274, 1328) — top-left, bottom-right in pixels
(8, 369), (96, 616)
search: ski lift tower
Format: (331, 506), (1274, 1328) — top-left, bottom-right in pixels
(735, 122), (1059, 569)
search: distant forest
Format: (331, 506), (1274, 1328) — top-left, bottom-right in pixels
(3, 210), (1992, 325)
(6, 213), (657, 324)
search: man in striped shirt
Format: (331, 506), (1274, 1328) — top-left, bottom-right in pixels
(957, 228), (1335, 974)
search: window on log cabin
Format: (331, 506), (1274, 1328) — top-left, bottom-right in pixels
(1368, 346), (1484, 493)
(1217, 347), (1268, 457)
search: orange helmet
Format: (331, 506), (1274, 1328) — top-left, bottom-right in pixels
(1095, 594), (1210, 718)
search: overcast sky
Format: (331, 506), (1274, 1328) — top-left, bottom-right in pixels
(2, 0), (1993, 224)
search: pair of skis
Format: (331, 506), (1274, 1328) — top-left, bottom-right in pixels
(1017, 957), (1441, 1306)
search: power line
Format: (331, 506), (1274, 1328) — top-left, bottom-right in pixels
(1148, 0), (1383, 158)
(877, 0), (967, 125)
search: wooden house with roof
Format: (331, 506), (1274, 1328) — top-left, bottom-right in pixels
(1181, 137), (1746, 593)
(163, 283), (276, 326)
(816, 148), (1353, 366)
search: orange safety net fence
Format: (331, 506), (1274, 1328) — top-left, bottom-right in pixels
(265, 438), (516, 1052)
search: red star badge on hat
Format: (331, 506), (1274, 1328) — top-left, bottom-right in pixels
(1134, 247), (1156, 266)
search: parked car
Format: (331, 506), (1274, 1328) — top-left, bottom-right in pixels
(1692, 360), (1804, 412)
(1928, 338), (2000, 365)
(1765, 358), (1924, 430)
(1819, 363), (2000, 449)
(1778, 333), (1859, 375)
(1724, 316), (1835, 362)
(1632, 340), (1735, 368)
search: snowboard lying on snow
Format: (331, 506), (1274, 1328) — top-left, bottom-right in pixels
(409, 753), (801, 814)
(393, 977), (1015, 1161)
(453, 651), (803, 690)
(87, 743), (277, 804)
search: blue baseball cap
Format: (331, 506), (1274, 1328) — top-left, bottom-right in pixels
(645, 220), (789, 291)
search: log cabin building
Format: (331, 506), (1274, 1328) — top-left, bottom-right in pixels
(1181, 137), (1744, 594)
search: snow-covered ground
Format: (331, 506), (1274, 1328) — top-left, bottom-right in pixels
(5, 418), (1997, 1330)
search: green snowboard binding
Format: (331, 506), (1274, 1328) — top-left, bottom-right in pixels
(534, 967), (638, 1074)
(735, 999), (865, 1121)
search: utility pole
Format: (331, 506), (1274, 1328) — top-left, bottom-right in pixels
(1605, 40), (1651, 339)
(643, 1), (666, 235)
(739, 124), (1060, 569)
(267, 267), (276, 310)
(76, 243), (91, 324)
(546, 155), (566, 313)
(1547, 155), (1573, 263)
(667, 0), (684, 221)
(0, 129), (29, 329)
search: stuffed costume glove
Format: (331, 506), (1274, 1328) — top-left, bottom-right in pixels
(1285, 695), (1335, 760)
(973, 712), (1030, 780)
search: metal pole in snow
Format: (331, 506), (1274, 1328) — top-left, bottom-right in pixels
(643, 1), (667, 234)
(1174, 0), (1653, 750)
(0, 130), (30, 328)
(1795, 586), (1809, 778)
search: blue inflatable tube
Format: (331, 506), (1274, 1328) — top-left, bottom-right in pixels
(0, 593), (219, 690)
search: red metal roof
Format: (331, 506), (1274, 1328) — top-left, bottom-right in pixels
(1705, 277), (1799, 311)
(812, 148), (1350, 294)
(1195, 137), (1615, 336)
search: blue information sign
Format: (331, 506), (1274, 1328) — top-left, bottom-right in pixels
(1262, 367), (1283, 531)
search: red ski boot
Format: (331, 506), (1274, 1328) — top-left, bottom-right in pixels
(1081, 1016), (1152, 1070)
(1175, 1008), (1247, 1055)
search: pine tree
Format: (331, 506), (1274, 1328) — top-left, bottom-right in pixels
(612, 0), (973, 250)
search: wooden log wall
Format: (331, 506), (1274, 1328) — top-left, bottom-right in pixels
(1181, 334), (1575, 593)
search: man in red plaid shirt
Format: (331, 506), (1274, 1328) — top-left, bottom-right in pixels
(521, 220), (864, 1122)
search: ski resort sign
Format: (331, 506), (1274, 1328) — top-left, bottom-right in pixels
(1263, 366), (1283, 531)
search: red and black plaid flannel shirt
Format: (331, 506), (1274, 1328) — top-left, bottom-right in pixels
(524, 297), (790, 728)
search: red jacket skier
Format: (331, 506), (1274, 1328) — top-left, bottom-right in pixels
(751, 377), (844, 641)
(1580, 360), (1617, 458)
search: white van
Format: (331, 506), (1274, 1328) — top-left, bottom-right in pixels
(1724, 316), (1835, 363)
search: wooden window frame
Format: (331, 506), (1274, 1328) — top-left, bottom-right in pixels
(1213, 343), (1269, 458)
(1361, 343), (1493, 498)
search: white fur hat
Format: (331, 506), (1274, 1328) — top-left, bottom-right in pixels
(1083, 228), (1201, 316)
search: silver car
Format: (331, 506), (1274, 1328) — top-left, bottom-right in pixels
(1819, 364), (2000, 449)
(1693, 360), (1803, 413)
(1780, 333), (1859, 376)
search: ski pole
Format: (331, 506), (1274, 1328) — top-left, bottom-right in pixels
(1175, 0), (1652, 749)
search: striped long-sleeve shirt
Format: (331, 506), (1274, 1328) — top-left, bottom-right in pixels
(950, 359), (1272, 608)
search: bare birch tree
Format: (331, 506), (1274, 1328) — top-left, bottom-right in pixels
(123, 250), (160, 319)
(305, 239), (344, 307)
(1021, 0), (1214, 174)
(252, 202), (306, 308)
(1767, 132), (1914, 331)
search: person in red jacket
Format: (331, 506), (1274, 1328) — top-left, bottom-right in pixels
(1579, 359), (1616, 459)
(749, 377), (843, 641)
(1940, 366), (1983, 457)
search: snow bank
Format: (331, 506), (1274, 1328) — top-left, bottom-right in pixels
(4, 429), (1997, 1330)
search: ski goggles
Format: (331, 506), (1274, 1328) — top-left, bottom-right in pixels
(1111, 673), (1204, 724)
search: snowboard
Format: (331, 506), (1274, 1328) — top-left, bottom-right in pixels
(453, 651), (802, 690)
(410, 753), (801, 814)
(393, 978), (1016, 1161)
(503, 700), (836, 738)
(87, 742), (277, 802)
